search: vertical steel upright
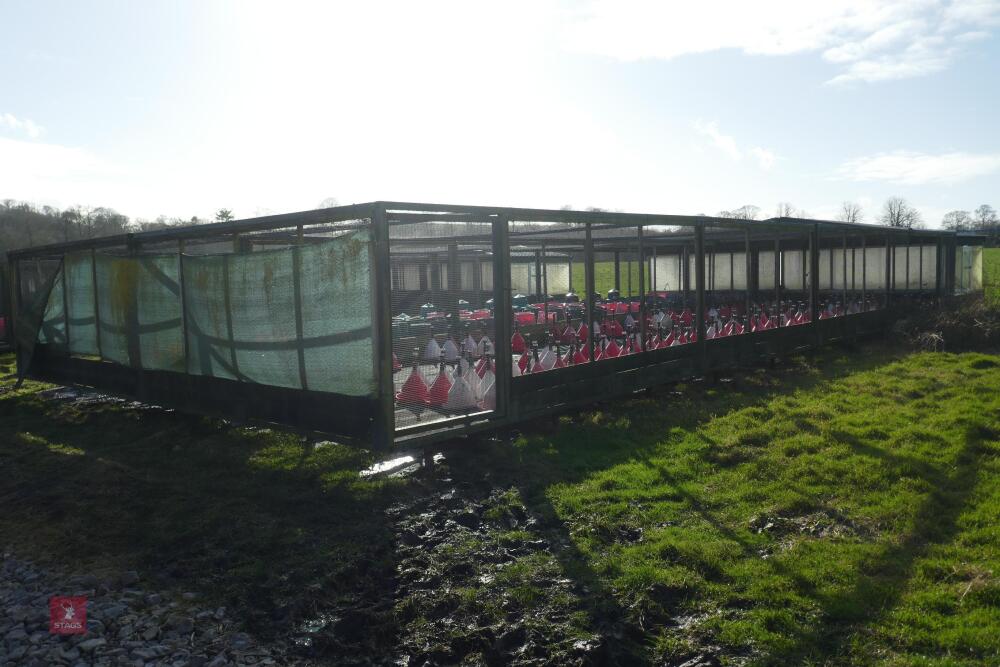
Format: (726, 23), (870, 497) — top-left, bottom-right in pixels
(694, 224), (706, 368)
(492, 216), (512, 418)
(637, 225), (646, 350)
(91, 248), (103, 359)
(292, 225), (308, 390)
(60, 257), (70, 351)
(884, 233), (892, 307)
(841, 234), (848, 312)
(371, 203), (394, 451)
(809, 225), (820, 337)
(178, 240), (190, 374)
(584, 224), (596, 361)
(744, 230), (752, 332)
(861, 235), (867, 309)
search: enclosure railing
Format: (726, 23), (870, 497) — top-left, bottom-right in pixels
(8, 202), (986, 450)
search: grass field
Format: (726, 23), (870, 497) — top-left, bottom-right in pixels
(985, 247), (1000, 304)
(3, 339), (999, 664)
(570, 260), (650, 297)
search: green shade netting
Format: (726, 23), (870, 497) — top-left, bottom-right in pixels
(36, 231), (375, 397)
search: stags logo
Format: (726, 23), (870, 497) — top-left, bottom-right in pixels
(49, 596), (87, 634)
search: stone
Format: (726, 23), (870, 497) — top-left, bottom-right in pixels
(59, 646), (82, 661)
(132, 645), (168, 660)
(101, 603), (128, 621)
(121, 571), (140, 586)
(79, 637), (108, 652)
(166, 614), (195, 634)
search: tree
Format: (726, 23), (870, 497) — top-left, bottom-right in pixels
(878, 197), (922, 228)
(775, 202), (797, 218)
(718, 205), (760, 220)
(837, 201), (863, 224)
(317, 197), (339, 209)
(941, 210), (972, 231)
(972, 204), (998, 229)
(215, 209), (234, 223)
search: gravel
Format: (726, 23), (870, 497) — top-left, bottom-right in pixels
(0, 551), (295, 667)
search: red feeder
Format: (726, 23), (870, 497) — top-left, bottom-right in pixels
(427, 363), (452, 407)
(511, 330), (526, 354)
(396, 363), (430, 409)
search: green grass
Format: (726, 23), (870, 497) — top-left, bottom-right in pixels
(984, 247), (1000, 304)
(2, 339), (1000, 664)
(570, 260), (650, 297)
(494, 348), (1000, 665)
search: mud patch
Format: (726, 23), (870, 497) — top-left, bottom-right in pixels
(749, 508), (874, 541)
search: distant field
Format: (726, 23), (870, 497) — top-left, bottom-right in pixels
(570, 260), (650, 297)
(985, 247), (1000, 303)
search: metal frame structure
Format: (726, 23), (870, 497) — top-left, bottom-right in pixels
(7, 201), (986, 450)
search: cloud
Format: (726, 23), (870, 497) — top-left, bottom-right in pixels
(562, 0), (1000, 84)
(0, 113), (43, 139)
(750, 147), (777, 170)
(693, 120), (741, 160)
(835, 150), (1000, 184)
(0, 136), (134, 211)
(694, 120), (777, 170)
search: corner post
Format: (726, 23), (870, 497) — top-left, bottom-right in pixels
(372, 204), (395, 452)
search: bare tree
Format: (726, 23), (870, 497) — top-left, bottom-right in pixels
(879, 197), (922, 228)
(317, 197), (340, 209)
(733, 204), (760, 220)
(837, 201), (863, 224)
(972, 204), (998, 228)
(941, 210), (972, 230)
(775, 202), (797, 218)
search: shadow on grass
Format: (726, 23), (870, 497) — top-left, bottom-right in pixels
(1, 342), (940, 664)
(766, 425), (991, 664)
(0, 386), (410, 656)
(441, 344), (910, 664)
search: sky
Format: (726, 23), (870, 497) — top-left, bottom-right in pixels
(1, 0), (999, 228)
